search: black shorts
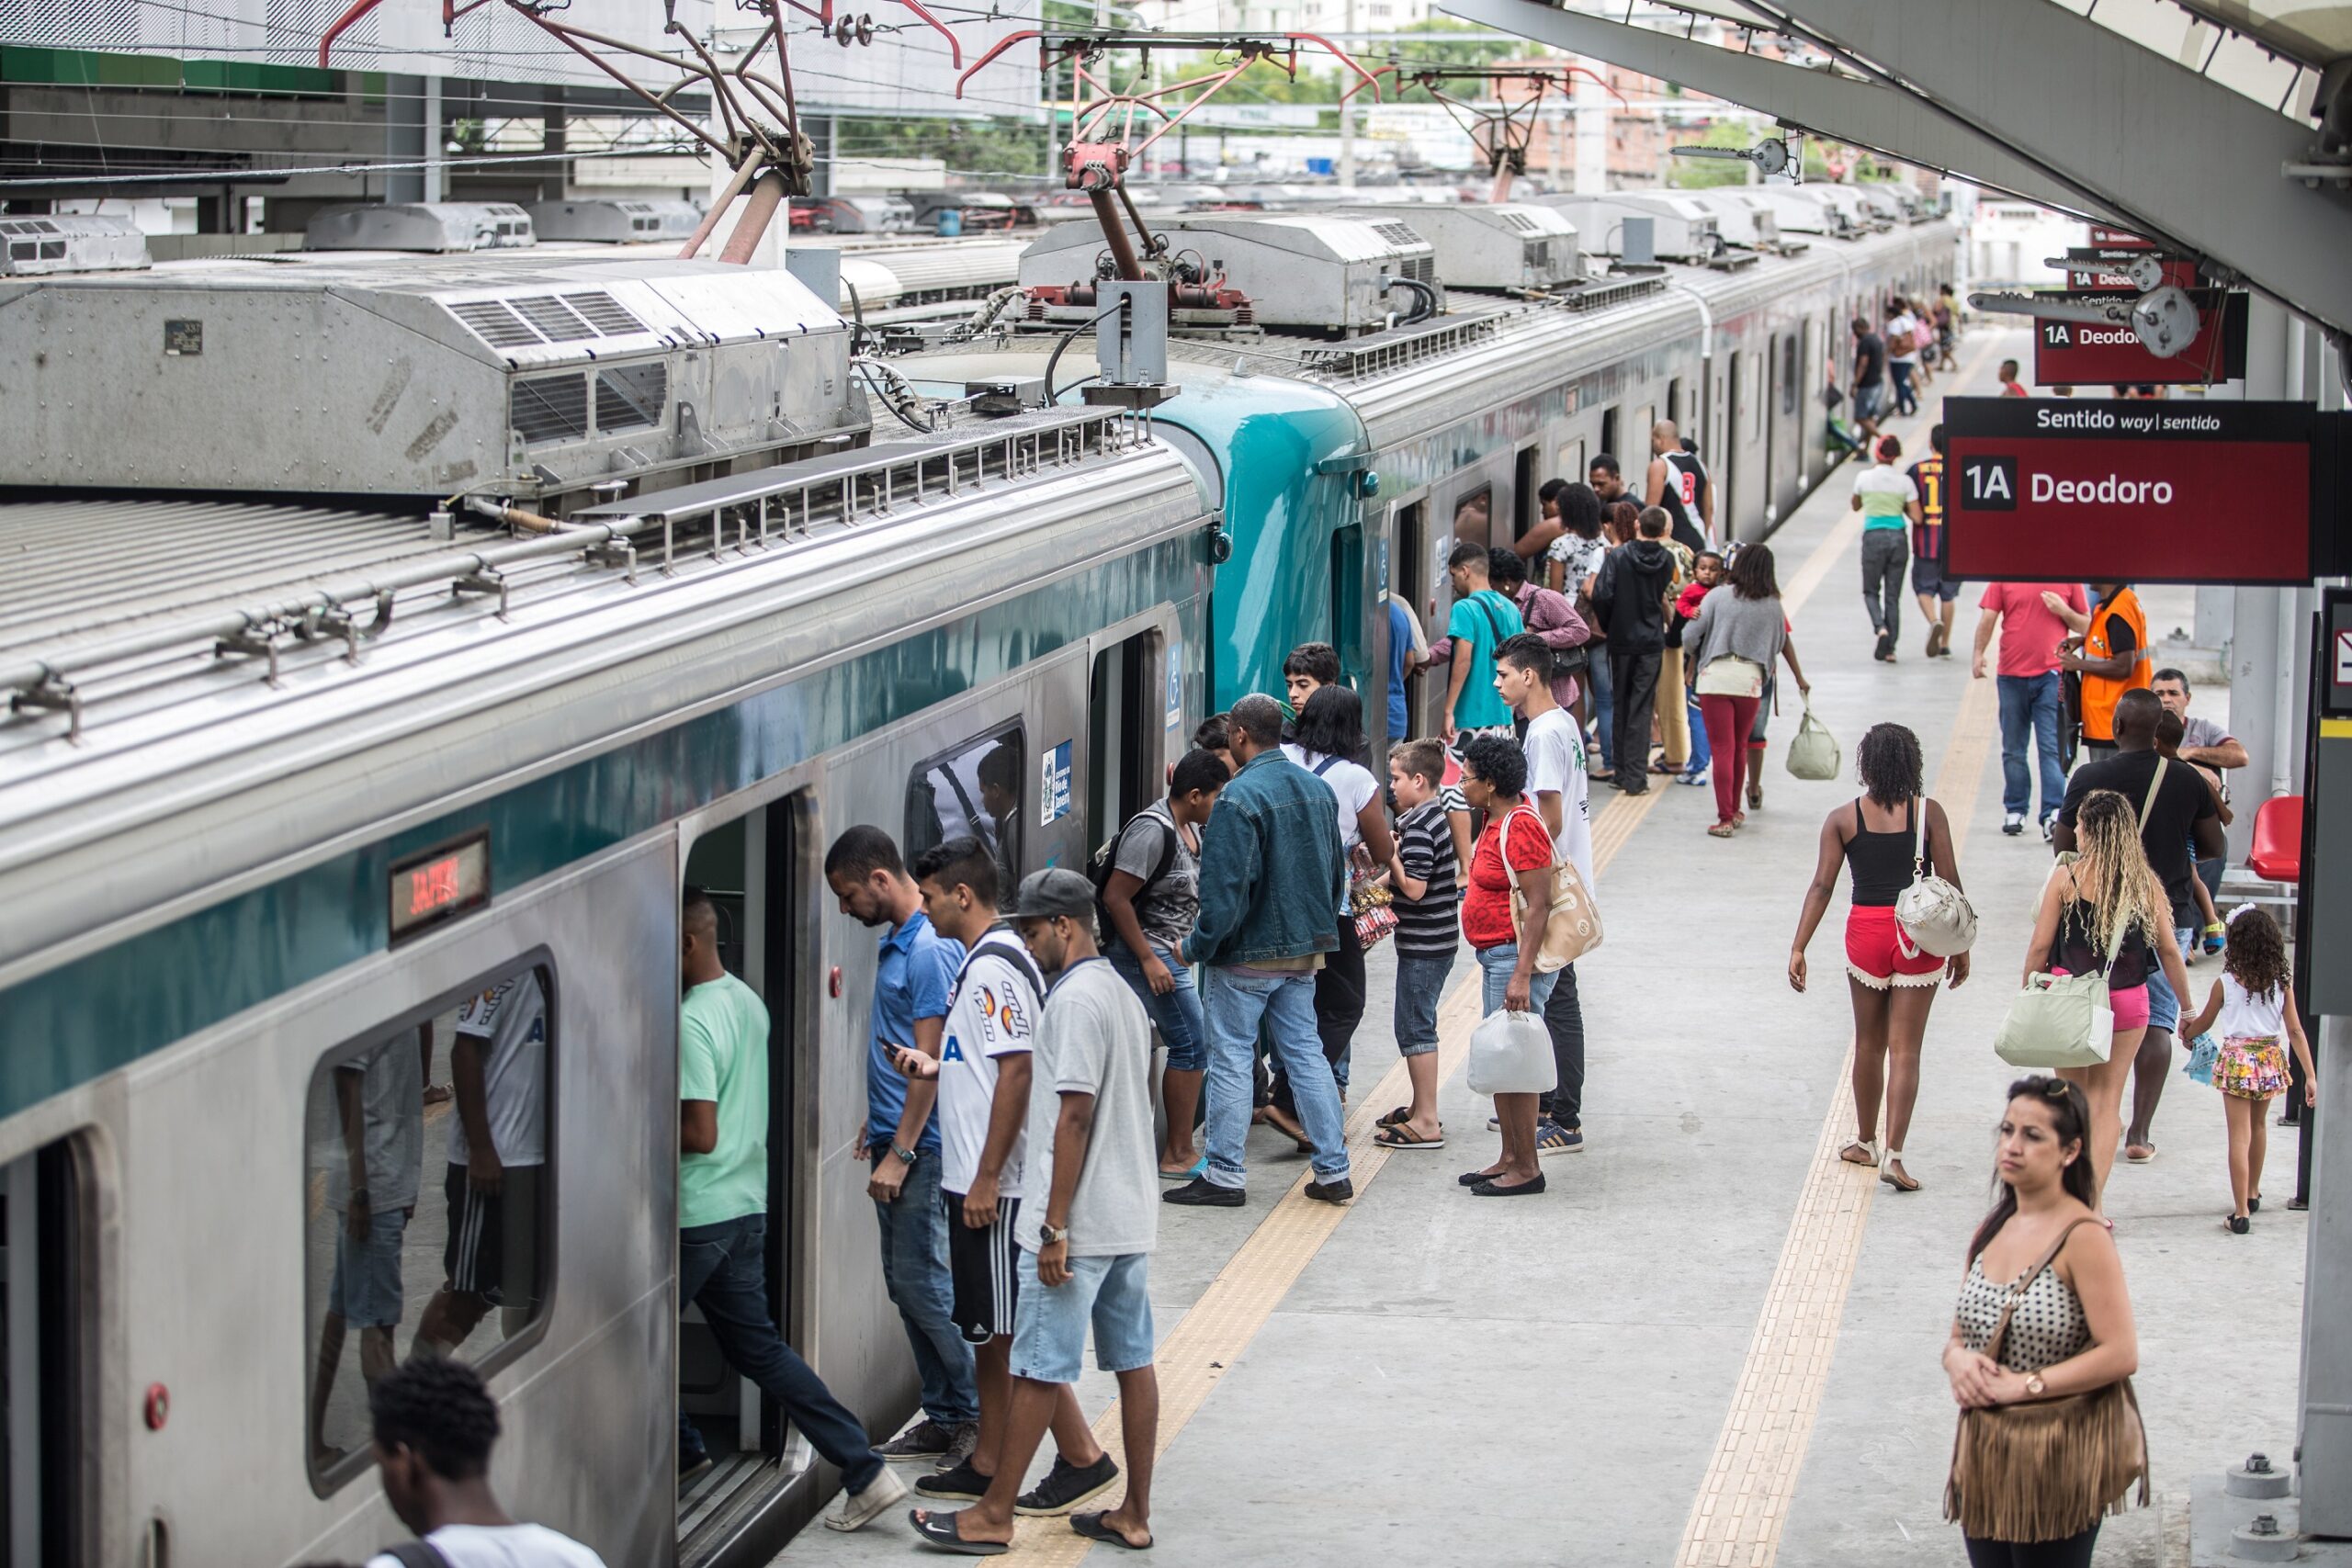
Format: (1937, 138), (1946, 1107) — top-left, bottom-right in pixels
(442, 1161), (543, 1311)
(1911, 558), (1962, 602)
(944, 1191), (1021, 1344)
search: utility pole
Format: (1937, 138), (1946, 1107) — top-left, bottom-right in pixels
(1337, 0), (1355, 188)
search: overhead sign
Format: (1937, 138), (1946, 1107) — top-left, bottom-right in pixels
(1945, 397), (2317, 585)
(2061, 249), (2199, 293)
(2088, 225), (2156, 249)
(2034, 289), (2249, 386)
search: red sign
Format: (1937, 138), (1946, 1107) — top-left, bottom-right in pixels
(2033, 289), (2249, 386)
(2087, 226), (2155, 249)
(2063, 255), (2199, 293)
(388, 829), (492, 943)
(1945, 398), (2317, 585)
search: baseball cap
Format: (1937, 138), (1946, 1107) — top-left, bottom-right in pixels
(1014, 867), (1095, 922)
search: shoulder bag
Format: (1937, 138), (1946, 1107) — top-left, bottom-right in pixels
(1993, 868), (2128, 1068)
(1502, 806), (1603, 972)
(1945, 1219), (2148, 1542)
(1894, 797), (1978, 956)
(1785, 695), (1841, 780)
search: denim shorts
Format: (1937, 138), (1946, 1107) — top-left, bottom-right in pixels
(1475, 942), (1558, 1018)
(329, 1204), (409, 1328)
(1010, 1250), (1154, 1383)
(2145, 953), (2182, 1034)
(1108, 944), (1207, 1074)
(1391, 950), (1456, 1057)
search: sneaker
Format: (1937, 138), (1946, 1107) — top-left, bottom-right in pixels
(2040, 816), (2056, 843)
(1015, 1453), (1121, 1517)
(915, 1460), (990, 1500)
(1304, 1177), (1354, 1204)
(1487, 1113), (1501, 1130)
(1162, 1176), (1244, 1207)
(2002, 811), (2025, 836)
(1533, 1120), (1584, 1156)
(877, 1418), (956, 1463)
(1873, 629), (1894, 661)
(823, 1467), (908, 1532)
(678, 1452), (713, 1494)
(941, 1423), (979, 1469)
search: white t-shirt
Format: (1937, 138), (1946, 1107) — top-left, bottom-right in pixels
(1888, 311), (1920, 364)
(936, 929), (1041, 1196)
(365, 1522), (607, 1568)
(325, 1034), (425, 1213)
(1283, 744), (1378, 852)
(448, 971), (548, 1168)
(1520, 706), (1595, 893)
(1851, 465), (1918, 525)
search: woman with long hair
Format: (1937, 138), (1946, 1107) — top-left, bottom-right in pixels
(2023, 788), (2192, 1205)
(1788, 722), (1970, 1193)
(1453, 733), (1557, 1197)
(1685, 543), (1807, 836)
(1943, 1077), (2143, 1566)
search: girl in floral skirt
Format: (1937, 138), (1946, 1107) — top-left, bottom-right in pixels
(2180, 906), (2316, 1234)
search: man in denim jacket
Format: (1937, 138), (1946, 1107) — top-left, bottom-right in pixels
(1163, 694), (1354, 1209)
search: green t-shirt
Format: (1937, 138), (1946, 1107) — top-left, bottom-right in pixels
(1447, 588), (1524, 730)
(681, 971), (770, 1229)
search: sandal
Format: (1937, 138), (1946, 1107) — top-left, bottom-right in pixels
(909, 1509), (1011, 1555)
(1879, 1150), (1921, 1192)
(1707, 821), (1736, 839)
(1261, 1103), (1314, 1153)
(1375, 1105), (1411, 1128)
(1374, 1123), (1445, 1150)
(1071, 1513), (1153, 1551)
(1838, 1138), (1880, 1168)
(1746, 779), (1763, 809)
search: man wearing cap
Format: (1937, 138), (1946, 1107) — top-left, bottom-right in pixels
(908, 868), (1160, 1554)
(1162, 694), (1352, 1210)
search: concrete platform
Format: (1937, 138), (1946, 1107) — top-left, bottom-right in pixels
(772, 331), (2311, 1568)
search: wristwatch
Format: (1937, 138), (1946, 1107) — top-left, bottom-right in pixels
(889, 1143), (917, 1167)
(1038, 1222), (1070, 1247)
(2023, 1373), (2047, 1397)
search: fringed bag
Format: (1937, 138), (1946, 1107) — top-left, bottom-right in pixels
(1945, 1220), (2149, 1542)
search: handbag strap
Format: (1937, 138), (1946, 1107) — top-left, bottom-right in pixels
(1983, 1216), (2099, 1364)
(1911, 795), (1928, 879)
(2136, 756), (2166, 828)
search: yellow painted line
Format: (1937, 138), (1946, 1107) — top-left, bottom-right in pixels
(1673, 639), (2000, 1568)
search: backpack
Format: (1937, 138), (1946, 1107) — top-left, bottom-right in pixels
(1088, 808), (1180, 929)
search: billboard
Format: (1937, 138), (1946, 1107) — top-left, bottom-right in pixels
(1945, 397), (2318, 585)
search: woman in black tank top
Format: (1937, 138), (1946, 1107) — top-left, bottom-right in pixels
(1788, 723), (1972, 1193)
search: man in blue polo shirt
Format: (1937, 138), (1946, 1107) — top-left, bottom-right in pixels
(824, 825), (978, 1466)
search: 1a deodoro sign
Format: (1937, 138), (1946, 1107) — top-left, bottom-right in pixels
(1945, 397), (2321, 585)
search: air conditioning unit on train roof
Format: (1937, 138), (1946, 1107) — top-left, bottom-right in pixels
(1682, 190), (1788, 252)
(527, 198), (705, 244)
(0, 214), (150, 276)
(305, 202), (537, 252)
(1534, 193), (1723, 263)
(1017, 213), (1441, 334)
(0, 252), (864, 508)
(1329, 203), (1580, 293)
(1739, 186), (1851, 238)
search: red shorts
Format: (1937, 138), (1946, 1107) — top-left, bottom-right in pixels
(1844, 906), (1947, 989)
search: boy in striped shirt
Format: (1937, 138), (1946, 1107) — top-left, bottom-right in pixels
(1374, 739), (1460, 1151)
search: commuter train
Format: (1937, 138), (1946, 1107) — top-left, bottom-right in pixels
(0, 193), (1951, 1567)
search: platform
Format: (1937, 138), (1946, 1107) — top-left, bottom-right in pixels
(774, 331), (2306, 1568)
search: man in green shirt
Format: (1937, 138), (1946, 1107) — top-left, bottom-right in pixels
(676, 889), (904, 1531)
(1442, 541), (1525, 742)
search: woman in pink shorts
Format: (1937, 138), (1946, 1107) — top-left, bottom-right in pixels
(2023, 788), (2191, 1206)
(1788, 723), (1971, 1194)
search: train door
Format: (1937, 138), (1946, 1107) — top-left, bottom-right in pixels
(0, 1138), (88, 1567)
(1721, 354), (1741, 537)
(1762, 337), (1781, 523)
(1392, 499), (1436, 739)
(1511, 446), (1540, 542)
(1090, 628), (1163, 838)
(677, 793), (808, 1562)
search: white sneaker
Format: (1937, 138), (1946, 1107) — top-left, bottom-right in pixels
(2040, 817), (2056, 843)
(2002, 811), (2025, 836)
(824, 1467), (908, 1532)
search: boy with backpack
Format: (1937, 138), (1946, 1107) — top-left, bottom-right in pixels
(1096, 748), (1231, 1179)
(1372, 739), (1461, 1152)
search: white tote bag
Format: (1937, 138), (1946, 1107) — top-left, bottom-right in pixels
(1467, 1008), (1557, 1095)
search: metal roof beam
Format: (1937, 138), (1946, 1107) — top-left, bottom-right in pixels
(1440, 0), (2121, 218)
(1738, 0), (2352, 333)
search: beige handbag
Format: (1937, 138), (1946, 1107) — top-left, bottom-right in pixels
(1502, 807), (1603, 973)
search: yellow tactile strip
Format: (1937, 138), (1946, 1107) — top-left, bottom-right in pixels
(1673, 641), (2000, 1568)
(1000, 786), (1656, 1562)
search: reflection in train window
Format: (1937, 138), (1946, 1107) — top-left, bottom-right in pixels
(905, 725), (1023, 904)
(303, 961), (555, 1494)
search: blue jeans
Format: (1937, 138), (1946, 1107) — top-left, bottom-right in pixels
(1475, 942), (1559, 1017)
(1108, 942), (1207, 1072)
(1589, 650), (1615, 770)
(1996, 672), (2066, 821)
(1890, 359), (1917, 415)
(1391, 950), (1456, 1056)
(1202, 966), (1350, 1187)
(1683, 688), (1711, 775)
(680, 1213), (886, 1494)
(868, 1145), (978, 1427)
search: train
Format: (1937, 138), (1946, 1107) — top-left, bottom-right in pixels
(0, 186), (1951, 1567)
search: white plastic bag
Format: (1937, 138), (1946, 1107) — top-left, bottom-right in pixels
(1467, 1009), (1557, 1096)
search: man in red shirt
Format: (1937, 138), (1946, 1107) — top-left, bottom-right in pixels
(1973, 581), (2087, 838)
(1997, 359), (2029, 398)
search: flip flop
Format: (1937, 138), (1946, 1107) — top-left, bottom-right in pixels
(909, 1509), (1010, 1555)
(1071, 1512), (1154, 1551)
(1375, 1105), (1411, 1128)
(1373, 1123), (1445, 1150)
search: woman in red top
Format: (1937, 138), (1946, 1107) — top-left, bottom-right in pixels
(1454, 733), (1560, 1198)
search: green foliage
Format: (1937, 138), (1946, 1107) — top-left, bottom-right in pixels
(835, 115), (1048, 177)
(1666, 118), (1762, 189)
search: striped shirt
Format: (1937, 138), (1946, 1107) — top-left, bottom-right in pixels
(1393, 799), (1461, 956)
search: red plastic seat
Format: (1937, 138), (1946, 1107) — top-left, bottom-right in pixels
(2246, 795), (2303, 886)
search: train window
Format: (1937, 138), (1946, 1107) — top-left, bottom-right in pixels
(1666, 378), (1682, 428)
(1781, 336), (1799, 417)
(302, 961), (556, 1495)
(2, 1137), (92, 1563)
(1450, 485), (1492, 550)
(1750, 355), (1767, 440)
(1555, 439), (1585, 490)
(1634, 404), (1655, 457)
(1599, 406), (1620, 464)
(904, 726), (1023, 904)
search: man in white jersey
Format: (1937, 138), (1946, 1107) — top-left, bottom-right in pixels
(413, 968), (547, 1357)
(895, 838), (1119, 1516)
(1643, 420), (1713, 557)
(364, 1357), (605, 1568)
(1495, 633), (1595, 1157)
